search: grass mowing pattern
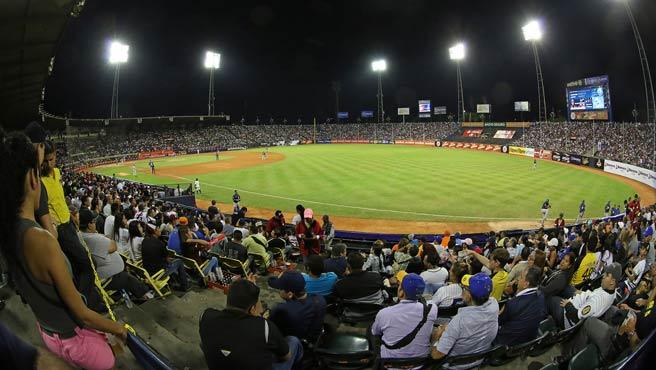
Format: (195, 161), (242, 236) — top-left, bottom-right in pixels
(92, 144), (634, 222)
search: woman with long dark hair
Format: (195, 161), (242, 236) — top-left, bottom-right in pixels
(127, 220), (145, 261)
(0, 131), (125, 369)
(113, 210), (130, 253)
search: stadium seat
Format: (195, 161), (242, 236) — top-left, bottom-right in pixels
(532, 319), (585, 356)
(339, 302), (385, 325)
(248, 253), (269, 274)
(440, 344), (507, 369)
(123, 258), (172, 298)
(488, 331), (550, 366)
(568, 344), (599, 370)
(377, 356), (430, 369)
(314, 332), (374, 370)
(210, 252), (249, 277)
(539, 363), (559, 370)
(167, 248), (209, 287)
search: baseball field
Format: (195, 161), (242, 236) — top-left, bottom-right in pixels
(91, 144), (653, 233)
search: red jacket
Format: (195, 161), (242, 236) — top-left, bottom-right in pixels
(295, 220), (323, 256)
(266, 216), (286, 235)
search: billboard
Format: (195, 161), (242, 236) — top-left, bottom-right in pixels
(463, 129), (483, 137)
(477, 104), (491, 114)
(361, 111), (374, 118)
(418, 100), (432, 113)
(514, 101), (530, 112)
(493, 130), (516, 139)
(397, 107), (410, 115)
(337, 112), (349, 119)
(566, 75), (612, 121)
(434, 106), (447, 115)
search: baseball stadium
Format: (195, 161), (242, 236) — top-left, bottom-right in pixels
(1, 1), (656, 370)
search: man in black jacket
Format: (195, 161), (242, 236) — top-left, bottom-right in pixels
(334, 253), (385, 304)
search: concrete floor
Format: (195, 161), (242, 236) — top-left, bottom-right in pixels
(0, 279), (560, 370)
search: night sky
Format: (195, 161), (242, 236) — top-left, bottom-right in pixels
(44, 0), (656, 122)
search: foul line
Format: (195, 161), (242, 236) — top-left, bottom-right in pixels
(159, 174), (580, 222)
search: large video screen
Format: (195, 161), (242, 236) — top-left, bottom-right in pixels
(418, 100), (431, 113)
(566, 75), (611, 121)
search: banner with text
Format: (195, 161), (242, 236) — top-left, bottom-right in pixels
(604, 160), (656, 189)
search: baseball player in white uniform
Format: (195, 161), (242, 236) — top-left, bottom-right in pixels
(194, 178), (201, 194)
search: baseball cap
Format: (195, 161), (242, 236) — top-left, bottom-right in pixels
(401, 273), (425, 300)
(178, 216), (189, 225)
(604, 262), (622, 282)
(255, 220), (263, 227)
(303, 208), (314, 218)
(547, 238), (559, 247)
(275, 210), (283, 217)
(79, 208), (96, 228)
(227, 279), (260, 310)
(461, 273), (492, 300)
(268, 271), (306, 294)
(24, 121), (47, 143)
(463, 238), (473, 246)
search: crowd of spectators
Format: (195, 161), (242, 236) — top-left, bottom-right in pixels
(513, 121), (655, 169)
(2, 121), (656, 370)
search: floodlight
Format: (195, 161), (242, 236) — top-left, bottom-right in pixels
(204, 51), (221, 69)
(449, 43), (466, 61)
(371, 59), (387, 72)
(522, 20), (543, 41)
(108, 41), (129, 64)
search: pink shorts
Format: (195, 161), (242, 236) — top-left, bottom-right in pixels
(38, 324), (115, 370)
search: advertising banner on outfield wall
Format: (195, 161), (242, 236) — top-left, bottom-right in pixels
(540, 150), (553, 160)
(552, 151), (604, 171)
(508, 146), (535, 158)
(581, 156), (604, 170)
(439, 141), (502, 151)
(604, 160), (656, 189)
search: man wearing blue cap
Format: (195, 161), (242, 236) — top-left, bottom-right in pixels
(371, 273), (438, 360)
(431, 273), (499, 367)
(268, 271), (326, 343)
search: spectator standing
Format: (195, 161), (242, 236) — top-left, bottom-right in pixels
(40, 141), (103, 311)
(322, 214), (335, 251)
(495, 267), (546, 346)
(207, 200), (220, 220)
(199, 278), (303, 370)
(371, 274), (438, 360)
(291, 204), (304, 226)
(295, 208), (323, 262)
(431, 273), (499, 366)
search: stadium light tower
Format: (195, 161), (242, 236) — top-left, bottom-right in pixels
(371, 59), (387, 126)
(108, 41), (129, 119)
(204, 51), (221, 116)
(449, 43), (466, 123)
(523, 20), (547, 124)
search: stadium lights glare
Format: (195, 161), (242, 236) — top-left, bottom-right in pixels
(449, 43), (466, 61)
(522, 20), (543, 41)
(204, 51), (221, 69)
(371, 59), (387, 72)
(108, 41), (129, 64)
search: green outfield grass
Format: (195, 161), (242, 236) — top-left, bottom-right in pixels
(92, 144), (635, 222)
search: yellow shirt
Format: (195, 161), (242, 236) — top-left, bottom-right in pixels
(41, 168), (70, 225)
(242, 233), (270, 265)
(491, 270), (508, 301)
(571, 252), (597, 286)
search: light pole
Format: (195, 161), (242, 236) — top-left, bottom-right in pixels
(449, 43), (466, 123)
(204, 51), (221, 116)
(523, 20), (547, 125)
(371, 59), (387, 141)
(108, 41), (129, 119)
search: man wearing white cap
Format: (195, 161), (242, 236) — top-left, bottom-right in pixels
(295, 208), (323, 263)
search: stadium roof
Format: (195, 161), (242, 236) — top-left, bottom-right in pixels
(0, 0), (77, 129)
